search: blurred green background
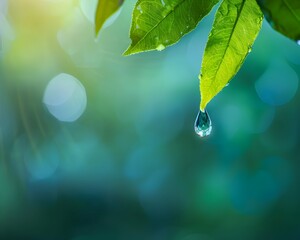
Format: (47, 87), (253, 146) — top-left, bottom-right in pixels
(1, 0), (300, 239)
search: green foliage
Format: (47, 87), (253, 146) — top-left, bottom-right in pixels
(257, 0), (300, 42)
(200, 0), (263, 111)
(123, 0), (219, 55)
(95, 0), (124, 35)
(95, 0), (300, 110)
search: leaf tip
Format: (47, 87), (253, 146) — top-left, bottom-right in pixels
(199, 101), (206, 113)
(123, 45), (142, 56)
(95, 25), (102, 37)
(123, 47), (133, 56)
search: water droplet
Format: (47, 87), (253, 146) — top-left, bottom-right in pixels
(156, 44), (165, 51)
(257, 16), (263, 24)
(296, 40), (300, 46)
(194, 110), (212, 137)
(248, 46), (252, 53)
(225, 82), (230, 87)
(137, 4), (143, 13)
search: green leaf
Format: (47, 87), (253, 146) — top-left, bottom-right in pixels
(256, 0), (300, 42)
(199, 0), (263, 111)
(124, 0), (220, 55)
(95, 0), (124, 35)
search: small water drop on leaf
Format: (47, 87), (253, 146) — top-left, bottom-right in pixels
(137, 4), (143, 13)
(156, 44), (165, 51)
(257, 16), (263, 24)
(194, 110), (212, 137)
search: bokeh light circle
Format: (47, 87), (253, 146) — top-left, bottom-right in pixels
(43, 73), (87, 122)
(255, 60), (298, 106)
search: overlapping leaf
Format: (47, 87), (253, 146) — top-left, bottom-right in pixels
(124, 0), (219, 55)
(199, 0), (263, 111)
(95, 0), (124, 35)
(256, 0), (300, 42)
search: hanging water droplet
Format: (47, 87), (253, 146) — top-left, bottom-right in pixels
(297, 40), (300, 46)
(248, 46), (252, 53)
(156, 44), (165, 51)
(225, 82), (230, 87)
(194, 110), (212, 137)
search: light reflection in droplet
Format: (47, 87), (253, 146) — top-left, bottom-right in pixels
(194, 110), (212, 137)
(43, 73), (87, 122)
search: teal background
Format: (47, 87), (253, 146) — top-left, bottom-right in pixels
(1, 0), (300, 239)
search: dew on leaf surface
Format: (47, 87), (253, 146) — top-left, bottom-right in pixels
(156, 44), (165, 51)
